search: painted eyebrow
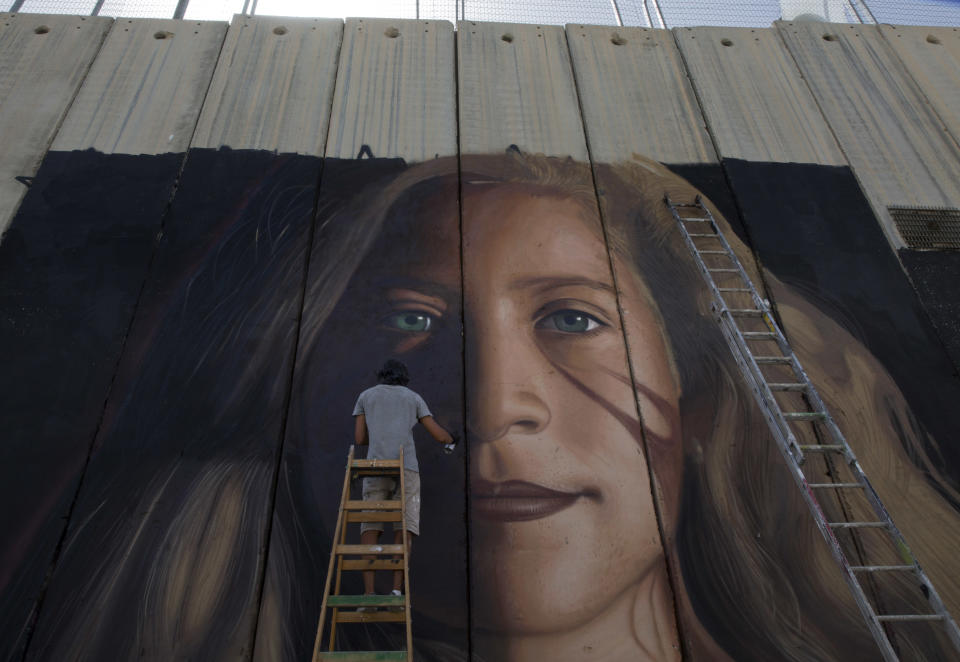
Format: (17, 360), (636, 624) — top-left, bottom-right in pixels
(508, 276), (616, 294)
(376, 277), (459, 302)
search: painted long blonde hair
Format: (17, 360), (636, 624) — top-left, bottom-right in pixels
(293, 151), (960, 660)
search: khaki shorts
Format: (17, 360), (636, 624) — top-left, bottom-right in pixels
(360, 470), (420, 536)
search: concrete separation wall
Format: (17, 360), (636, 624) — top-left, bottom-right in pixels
(1, 12), (959, 661)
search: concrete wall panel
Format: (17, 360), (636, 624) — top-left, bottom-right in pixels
(0, 13), (112, 236)
(566, 24), (715, 165)
(674, 26), (844, 165)
(254, 17), (465, 662)
(192, 15), (342, 153)
(458, 21), (585, 158)
(6, 16), (226, 661)
(777, 21), (960, 249)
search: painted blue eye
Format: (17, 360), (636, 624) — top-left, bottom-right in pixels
(383, 312), (433, 332)
(537, 310), (602, 333)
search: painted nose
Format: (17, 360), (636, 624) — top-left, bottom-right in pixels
(465, 320), (550, 443)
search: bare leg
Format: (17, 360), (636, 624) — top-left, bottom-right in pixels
(392, 530), (415, 592)
(361, 529), (381, 594)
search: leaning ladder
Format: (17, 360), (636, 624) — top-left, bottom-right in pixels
(666, 196), (960, 661)
(312, 446), (413, 662)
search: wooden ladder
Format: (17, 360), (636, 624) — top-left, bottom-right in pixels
(312, 446), (413, 661)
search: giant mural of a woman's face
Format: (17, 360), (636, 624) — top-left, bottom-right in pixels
(10, 142), (959, 661)
(371, 182), (681, 656)
(293, 152), (960, 662)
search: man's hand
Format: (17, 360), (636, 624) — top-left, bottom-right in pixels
(442, 435), (459, 455)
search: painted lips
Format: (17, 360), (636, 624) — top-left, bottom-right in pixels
(472, 479), (597, 522)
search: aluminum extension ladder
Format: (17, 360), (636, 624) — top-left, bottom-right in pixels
(666, 196), (960, 661)
(312, 446), (413, 661)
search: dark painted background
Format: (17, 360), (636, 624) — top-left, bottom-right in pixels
(0, 150), (183, 660)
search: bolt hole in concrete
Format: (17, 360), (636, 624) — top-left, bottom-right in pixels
(610, 32), (627, 46)
(154, 30), (173, 39)
(721, 38), (733, 46)
(927, 34), (941, 44)
(822, 33), (837, 41)
(501, 32), (513, 43)
(384, 26), (399, 38)
(273, 26), (287, 35)
(34, 25), (49, 34)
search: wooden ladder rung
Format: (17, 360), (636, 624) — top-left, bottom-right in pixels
(315, 653), (408, 661)
(351, 459), (402, 468)
(328, 594), (405, 608)
(344, 500), (401, 510)
(345, 511), (403, 523)
(336, 544), (404, 555)
(336, 611), (407, 623)
(341, 559), (404, 571)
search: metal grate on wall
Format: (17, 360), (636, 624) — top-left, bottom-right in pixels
(891, 206), (960, 250)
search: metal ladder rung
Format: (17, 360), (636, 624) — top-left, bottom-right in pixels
(729, 309), (764, 317)
(697, 250), (729, 255)
(850, 565), (916, 572)
(679, 216), (711, 222)
(799, 444), (845, 452)
(828, 522), (887, 529)
(770, 382), (807, 391)
(754, 356), (792, 364)
(742, 332), (777, 339)
(808, 482), (863, 489)
(707, 268), (740, 273)
(688, 233), (720, 238)
(783, 411), (827, 421)
(719, 288), (752, 292)
(876, 614), (945, 622)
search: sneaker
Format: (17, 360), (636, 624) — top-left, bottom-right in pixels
(357, 592), (378, 613)
(390, 588), (404, 612)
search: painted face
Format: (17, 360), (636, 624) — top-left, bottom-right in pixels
(373, 182), (681, 635)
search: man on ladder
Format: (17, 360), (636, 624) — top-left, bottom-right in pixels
(353, 359), (456, 603)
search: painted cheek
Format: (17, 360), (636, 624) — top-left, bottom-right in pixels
(618, 275), (681, 444)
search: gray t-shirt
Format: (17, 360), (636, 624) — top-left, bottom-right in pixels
(352, 384), (431, 472)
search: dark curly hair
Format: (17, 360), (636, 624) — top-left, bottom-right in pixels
(377, 359), (410, 386)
